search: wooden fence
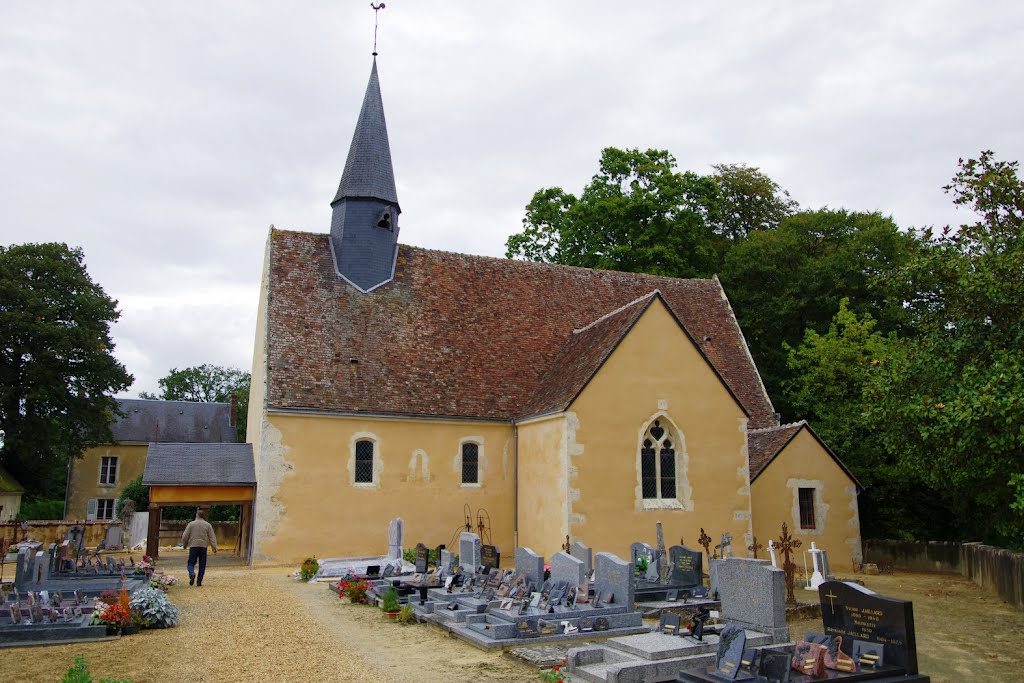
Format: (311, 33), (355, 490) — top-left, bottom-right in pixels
(863, 539), (1024, 610)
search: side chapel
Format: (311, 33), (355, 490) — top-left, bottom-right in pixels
(246, 58), (863, 569)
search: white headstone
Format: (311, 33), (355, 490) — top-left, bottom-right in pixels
(807, 542), (826, 589)
(767, 540), (777, 568)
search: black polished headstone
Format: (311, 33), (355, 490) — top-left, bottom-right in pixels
(414, 543), (429, 573)
(480, 544), (499, 570)
(714, 624), (751, 680)
(669, 545), (703, 587)
(819, 580), (919, 674)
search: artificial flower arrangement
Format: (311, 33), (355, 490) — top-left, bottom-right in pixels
(300, 556), (319, 581)
(338, 577), (370, 604)
(540, 659), (568, 682)
(92, 601), (132, 628)
(150, 573), (179, 591)
(134, 555), (154, 575)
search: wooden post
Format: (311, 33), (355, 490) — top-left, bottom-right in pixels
(147, 504), (161, 561)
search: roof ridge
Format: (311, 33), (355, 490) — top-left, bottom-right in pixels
(749, 420), (806, 434)
(573, 290), (660, 334)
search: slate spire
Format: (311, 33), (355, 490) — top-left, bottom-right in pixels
(329, 58), (402, 292)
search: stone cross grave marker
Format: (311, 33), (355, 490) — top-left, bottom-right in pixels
(594, 552), (634, 607)
(458, 532), (481, 571)
(515, 547), (544, 589)
(570, 540), (592, 579)
(715, 532), (733, 559)
(777, 522), (802, 605)
(819, 580), (920, 675)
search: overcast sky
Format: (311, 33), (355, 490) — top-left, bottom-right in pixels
(3, 2), (1022, 398)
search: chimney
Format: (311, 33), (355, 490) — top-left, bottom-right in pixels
(229, 393), (238, 427)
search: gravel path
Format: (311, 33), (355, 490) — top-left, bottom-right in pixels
(0, 552), (539, 682)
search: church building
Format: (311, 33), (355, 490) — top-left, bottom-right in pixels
(246, 58), (863, 570)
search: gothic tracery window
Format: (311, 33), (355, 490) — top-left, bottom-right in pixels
(641, 419), (677, 501)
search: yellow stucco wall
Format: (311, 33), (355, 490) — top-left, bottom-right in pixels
(67, 444), (149, 519)
(561, 299), (753, 561)
(516, 414), (569, 556)
(750, 427), (862, 572)
(253, 413), (515, 565)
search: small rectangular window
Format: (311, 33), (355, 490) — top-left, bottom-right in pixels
(96, 499), (116, 520)
(798, 488), (816, 529)
(99, 456), (118, 485)
(355, 440), (374, 483)
(461, 443), (479, 484)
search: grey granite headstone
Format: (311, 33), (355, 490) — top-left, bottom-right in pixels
(594, 552), (634, 607)
(669, 545), (703, 587)
(550, 551), (586, 588)
(515, 547), (544, 588)
(570, 540), (592, 578)
(14, 547), (30, 589)
(387, 517), (404, 560)
(32, 551), (46, 585)
(714, 623), (748, 679)
(459, 532), (481, 571)
(717, 557), (788, 642)
(644, 552), (661, 583)
(630, 542), (655, 568)
(440, 549), (455, 575)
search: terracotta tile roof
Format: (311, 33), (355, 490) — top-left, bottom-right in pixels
(748, 422), (804, 480)
(265, 230), (777, 426)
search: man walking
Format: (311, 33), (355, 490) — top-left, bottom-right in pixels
(181, 509), (218, 586)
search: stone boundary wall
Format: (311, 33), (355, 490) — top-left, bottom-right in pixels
(864, 539), (1024, 611)
(0, 520), (114, 550)
(160, 520), (239, 548)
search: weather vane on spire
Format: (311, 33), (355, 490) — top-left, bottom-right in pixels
(371, 3), (385, 56)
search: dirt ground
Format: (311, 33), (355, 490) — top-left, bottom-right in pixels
(3, 553), (1023, 682)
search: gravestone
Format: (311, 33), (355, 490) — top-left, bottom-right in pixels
(434, 544), (445, 569)
(14, 547), (30, 589)
(630, 542), (654, 570)
(716, 557), (788, 642)
(515, 547), (544, 588)
(570, 540), (592, 578)
(714, 623), (749, 680)
(594, 552), (634, 607)
(644, 553), (661, 583)
(550, 551), (586, 588)
(439, 549), (455, 575)
(480, 544), (500, 570)
(387, 518), (404, 560)
(458, 532), (481, 571)
(414, 543), (429, 573)
(669, 545), (703, 587)
(33, 550), (46, 585)
(818, 580), (920, 675)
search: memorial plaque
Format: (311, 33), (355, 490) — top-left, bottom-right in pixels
(480, 544), (500, 570)
(818, 580), (919, 674)
(414, 543), (429, 573)
(791, 641), (825, 678)
(715, 624), (750, 680)
(669, 545), (703, 587)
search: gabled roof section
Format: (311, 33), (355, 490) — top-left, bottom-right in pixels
(143, 443), (255, 486)
(111, 399), (236, 444)
(748, 421), (863, 491)
(265, 231), (778, 427)
(0, 464), (24, 494)
(331, 59), (399, 208)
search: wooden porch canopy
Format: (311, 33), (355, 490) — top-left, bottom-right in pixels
(142, 442), (256, 564)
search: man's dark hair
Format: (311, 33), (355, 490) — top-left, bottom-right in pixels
(197, 509), (207, 520)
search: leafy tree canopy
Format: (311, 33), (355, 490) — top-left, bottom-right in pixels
(708, 163), (798, 240)
(506, 147), (722, 277)
(866, 151), (1024, 545)
(0, 243), (133, 496)
(139, 364), (249, 442)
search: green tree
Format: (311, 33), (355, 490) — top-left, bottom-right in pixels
(719, 209), (917, 418)
(139, 364), (249, 442)
(0, 243), (133, 496)
(708, 163), (798, 240)
(506, 148), (722, 277)
(867, 151), (1024, 546)
(117, 473), (149, 511)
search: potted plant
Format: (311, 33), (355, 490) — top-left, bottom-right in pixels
(300, 556), (319, 581)
(339, 577), (370, 604)
(93, 602), (131, 636)
(380, 586), (401, 620)
(121, 608), (143, 635)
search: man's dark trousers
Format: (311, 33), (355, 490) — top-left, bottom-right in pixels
(187, 547), (208, 585)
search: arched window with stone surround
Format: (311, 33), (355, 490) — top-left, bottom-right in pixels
(640, 418), (679, 502)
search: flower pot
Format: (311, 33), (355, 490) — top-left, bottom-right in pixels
(105, 624), (121, 636)
(122, 624), (141, 635)
(383, 610), (400, 621)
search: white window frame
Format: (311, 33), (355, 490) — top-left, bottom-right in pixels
(637, 414), (692, 511)
(457, 438), (484, 488)
(96, 498), (116, 520)
(99, 455), (118, 486)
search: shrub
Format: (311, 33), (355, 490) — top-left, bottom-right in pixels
(339, 578), (370, 604)
(17, 497), (65, 521)
(299, 556), (319, 581)
(129, 587), (179, 628)
(61, 655), (134, 683)
(381, 586), (400, 613)
(396, 604), (417, 624)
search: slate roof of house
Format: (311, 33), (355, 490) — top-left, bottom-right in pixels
(111, 399), (236, 444)
(331, 59), (399, 208)
(265, 230), (777, 427)
(748, 421), (863, 490)
(143, 443), (256, 486)
(0, 464), (24, 494)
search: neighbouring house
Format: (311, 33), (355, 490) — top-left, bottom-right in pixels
(0, 464), (25, 521)
(65, 398), (237, 521)
(245, 57), (863, 568)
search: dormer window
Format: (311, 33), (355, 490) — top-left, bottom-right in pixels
(376, 209), (393, 231)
